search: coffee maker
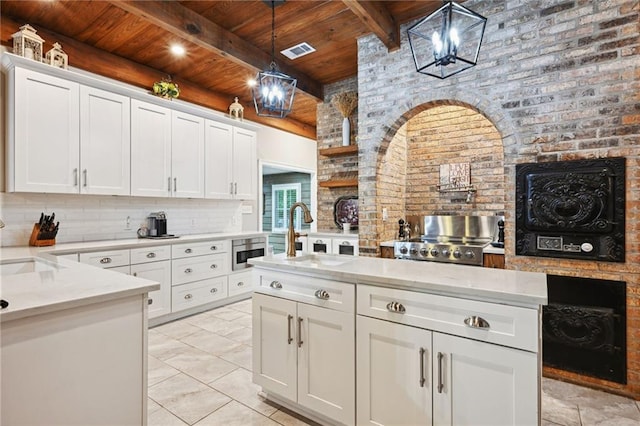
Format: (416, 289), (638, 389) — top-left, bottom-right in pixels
(147, 211), (167, 237)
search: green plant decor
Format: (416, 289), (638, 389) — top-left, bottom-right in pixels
(152, 79), (180, 99)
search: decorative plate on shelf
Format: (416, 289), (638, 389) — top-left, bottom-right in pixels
(333, 195), (358, 229)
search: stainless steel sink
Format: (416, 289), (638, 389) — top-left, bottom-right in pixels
(0, 258), (64, 276)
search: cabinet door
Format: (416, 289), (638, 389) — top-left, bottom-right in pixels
(80, 86), (130, 195)
(432, 332), (539, 426)
(228, 270), (255, 297)
(171, 111), (205, 198)
(252, 293), (297, 402)
(12, 68), (79, 193)
(298, 303), (355, 425)
(131, 100), (171, 197)
(131, 260), (171, 319)
(357, 315), (432, 426)
(204, 120), (234, 199)
(232, 127), (257, 200)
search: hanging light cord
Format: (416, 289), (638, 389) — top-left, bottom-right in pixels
(270, 0), (276, 70)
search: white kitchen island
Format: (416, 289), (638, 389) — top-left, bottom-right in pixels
(249, 253), (547, 426)
(0, 248), (159, 426)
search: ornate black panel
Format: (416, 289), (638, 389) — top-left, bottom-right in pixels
(515, 157), (625, 262)
(544, 275), (626, 384)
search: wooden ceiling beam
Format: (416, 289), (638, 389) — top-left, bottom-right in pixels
(342, 1), (400, 51)
(107, 0), (323, 101)
(0, 14), (316, 139)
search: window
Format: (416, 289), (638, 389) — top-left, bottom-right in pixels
(272, 183), (301, 232)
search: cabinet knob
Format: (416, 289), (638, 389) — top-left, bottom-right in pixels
(210, 245), (217, 251)
(210, 264), (218, 269)
(315, 289), (330, 300)
(386, 301), (406, 313)
(210, 288), (218, 294)
(464, 316), (490, 329)
(148, 298), (153, 305)
(100, 257), (112, 264)
(270, 281), (283, 289)
(184, 268), (193, 274)
(146, 252), (156, 258)
(237, 281), (244, 287)
(185, 248), (192, 254)
(184, 293), (193, 300)
(133, 272), (137, 277)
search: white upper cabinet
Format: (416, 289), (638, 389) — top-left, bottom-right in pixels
(130, 99), (172, 197)
(79, 86), (130, 195)
(204, 120), (234, 199)
(205, 121), (256, 200)
(232, 127), (257, 200)
(10, 68), (80, 193)
(131, 101), (205, 198)
(171, 111), (205, 198)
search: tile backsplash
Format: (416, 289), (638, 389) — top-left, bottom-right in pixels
(0, 192), (243, 247)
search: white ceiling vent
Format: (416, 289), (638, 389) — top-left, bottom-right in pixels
(281, 42), (316, 60)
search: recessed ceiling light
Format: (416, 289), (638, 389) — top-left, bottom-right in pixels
(170, 44), (186, 56)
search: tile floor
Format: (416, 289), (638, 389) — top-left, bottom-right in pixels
(147, 298), (640, 426)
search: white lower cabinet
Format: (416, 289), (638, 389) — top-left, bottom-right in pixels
(253, 289), (355, 425)
(131, 259), (171, 319)
(228, 270), (255, 297)
(356, 284), (540, 426)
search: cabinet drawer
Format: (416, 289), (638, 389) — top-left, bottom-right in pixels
(172, 240), (228, 259)
(131, 245), (171, 264)
(258, 271), (354, 313)
(228, 270), (255, 297)
(172, 253), (229, 285)
(79, 249), (130, 269)
(171, 276), (228, 312)
(357, 285), (539, 352)
(309, 238), (332, 254)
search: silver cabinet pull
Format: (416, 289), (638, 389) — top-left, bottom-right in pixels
(146, 252), (156, 258)
(437, 352), (444, 393)
(210, 245), (217, 251)
(168, 177), (172, 192)
(184, 293), (193, 300)
(287, 314), (293, 344)
(237, 281), (244, 287)
(341, 241), (351, 245)
(185, 248), (192, 254)
(297, 317), (303, 347)
(99, 257), (112, 264)
(148, 298), (153, 305)
(210, 264), (218, 269)
(184, 268), (193, 273)
(315, 289), (330, 300)
(210, 288), (217, 294)
(174, 177), (177, 192)
(229, 182), (234, 195)
(234, 182), (237, 194)
(270, 281), (282, 289)
(464, 316), (490, 329)
(133, 272), (137, 277)
(73, 168), (78, 186)
(83, 169), (87, 187)
(419, 347), (426, 387)
(386, 301), (406, 313)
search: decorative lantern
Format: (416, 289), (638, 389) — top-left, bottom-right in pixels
(45, 42), (68, 69)
(229, 97), (244, 120)
(11, 24), (45, 62)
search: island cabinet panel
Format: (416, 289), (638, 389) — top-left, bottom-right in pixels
(253, 276), (355, 425)
(357, 315), (433, 426)
(432, 332), (538, 426)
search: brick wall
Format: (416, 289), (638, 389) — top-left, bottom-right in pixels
(321, 0), (639, 397)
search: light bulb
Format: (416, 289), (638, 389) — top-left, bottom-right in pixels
(432, 31), (443, 53)
(450, 28), (460, 47)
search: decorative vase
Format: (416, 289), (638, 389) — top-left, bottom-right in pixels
(342, 117), (350, 146)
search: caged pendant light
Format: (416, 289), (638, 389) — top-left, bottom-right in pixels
(251, 0), (297, 118)
(407, 1), (487, 79)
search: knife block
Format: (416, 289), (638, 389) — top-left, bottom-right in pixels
(29, 223), (57, 247)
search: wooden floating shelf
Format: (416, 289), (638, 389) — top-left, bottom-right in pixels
(319, 145), (358, 157)
(318, 179), (358, 188)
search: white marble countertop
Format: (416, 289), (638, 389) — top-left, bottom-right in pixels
(307, 230), (359, 238)
(0, 231), (266, 322)
(250, 253), (547, 308)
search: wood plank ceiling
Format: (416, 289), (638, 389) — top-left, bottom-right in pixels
(1, 1), (444, 139)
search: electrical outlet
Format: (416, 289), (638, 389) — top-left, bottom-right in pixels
(382, 208), (388, 221)
(125, 216), (132, 230)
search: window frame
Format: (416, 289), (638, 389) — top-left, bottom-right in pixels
(271, 182), (302, 232)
